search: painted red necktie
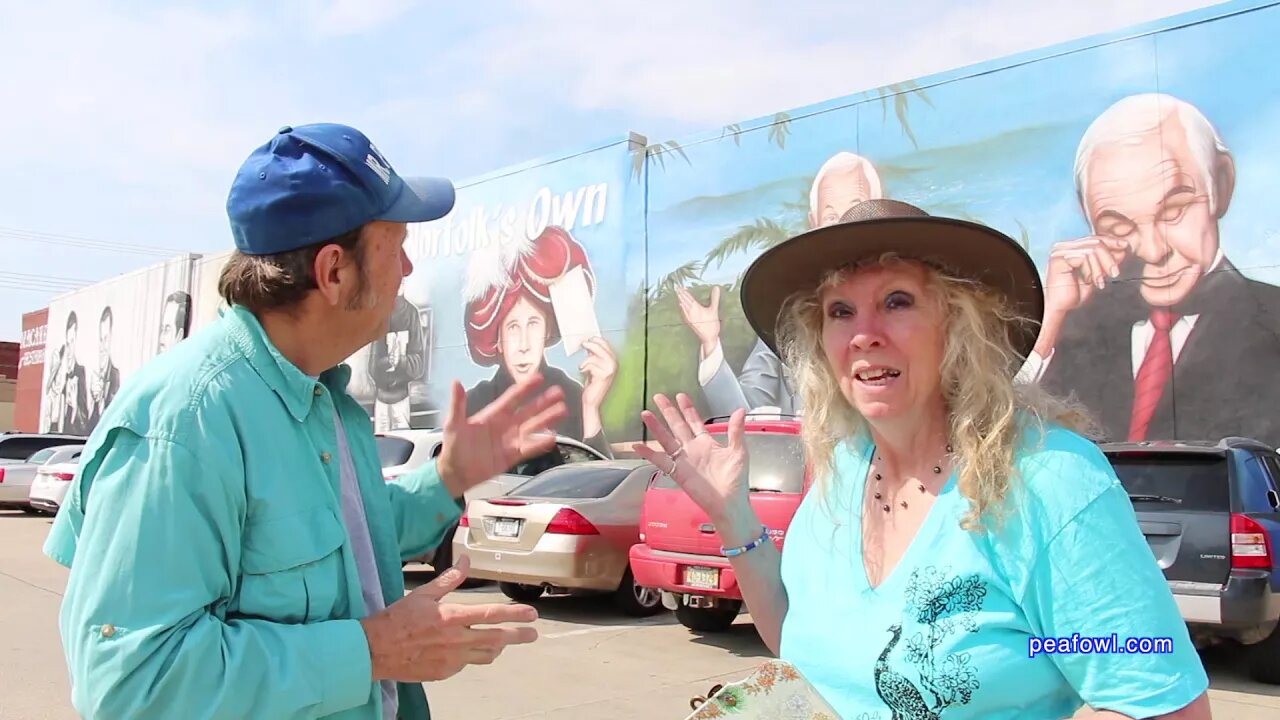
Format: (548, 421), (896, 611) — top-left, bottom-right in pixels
(1127, 308), (1178, 441)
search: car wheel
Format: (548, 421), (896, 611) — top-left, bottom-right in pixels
(1247, 622), (1280, 685)
(499, 582), (545, 603)
(614, 569), (665, 617)
(675, 599), (741, 633)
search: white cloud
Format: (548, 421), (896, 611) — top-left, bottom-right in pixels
(454, 0), (1221, 132)
(307, 0), (417, 38)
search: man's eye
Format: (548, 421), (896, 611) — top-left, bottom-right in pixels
(1161, 203), (1191, 223)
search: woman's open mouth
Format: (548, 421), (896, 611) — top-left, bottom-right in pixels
(854, 367), (901, 386)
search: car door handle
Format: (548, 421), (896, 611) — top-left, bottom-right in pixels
(698, 523), (715, 533)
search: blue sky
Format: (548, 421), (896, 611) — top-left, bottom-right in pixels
(0, 0), (1223, 340)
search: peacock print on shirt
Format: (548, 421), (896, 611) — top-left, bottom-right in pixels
(862, 565), (989, 720)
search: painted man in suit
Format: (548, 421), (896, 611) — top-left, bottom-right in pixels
(368, 293), (427, 432)
(1022, 93), (1280, 446)
(676, 151), (884, 418)
(88, 305), (121, 428)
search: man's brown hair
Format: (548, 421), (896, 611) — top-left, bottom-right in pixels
(218, 227), (367, 314)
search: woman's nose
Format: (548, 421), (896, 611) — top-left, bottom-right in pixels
(849, 317), (885, 351)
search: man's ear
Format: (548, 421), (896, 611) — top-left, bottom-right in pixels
(312, 245), (346, 307)
(1213, 150), (1235, 218)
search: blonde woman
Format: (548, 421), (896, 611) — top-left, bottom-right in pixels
(635, 200), (1211, 720)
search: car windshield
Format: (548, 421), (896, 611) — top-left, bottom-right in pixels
(510, 466), (633, 499)
(375, 436), (416, 468)
(653, 431), (805, 493)
(26, 448), (57, 464)
(1107, 453), (1230, 512)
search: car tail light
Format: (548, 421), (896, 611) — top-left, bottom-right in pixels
(459, 514), (469, 527)
(545, 508), (598, 535)
(1230, 513), (1273, 570)
(0, 467), (5, 483)
(488, 499), (528, 507)
(52, 472), (74, 481)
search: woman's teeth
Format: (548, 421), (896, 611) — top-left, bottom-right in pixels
(855, 368), (901, 384)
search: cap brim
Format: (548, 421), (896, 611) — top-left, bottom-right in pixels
(739, 216), (1044, 362)
(379, 176), (456, 224)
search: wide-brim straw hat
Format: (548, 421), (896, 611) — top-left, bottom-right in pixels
(739, 198), (1044, 361)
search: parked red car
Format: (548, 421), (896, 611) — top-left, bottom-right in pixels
(628, 414), (810, 632)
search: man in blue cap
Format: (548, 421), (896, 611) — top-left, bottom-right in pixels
(44, 123), (569, 719)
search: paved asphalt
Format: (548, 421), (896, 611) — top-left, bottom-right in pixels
(2, 509), (1278, 719)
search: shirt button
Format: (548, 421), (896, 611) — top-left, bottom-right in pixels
(101, 624), (116, 638)
(320, 451), (332, 464)
(313, 385), (323, 397)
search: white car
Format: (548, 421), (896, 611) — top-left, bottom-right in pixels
(0, 442), (84, 513)
(28, 456), (83, 514)
(374, 428), (610, 573)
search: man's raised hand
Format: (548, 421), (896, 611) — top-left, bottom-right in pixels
(437, 373), (568, 497)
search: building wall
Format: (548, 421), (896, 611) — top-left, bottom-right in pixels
(15, 310), (48, 433)
(16, 0), (1280, 448)
(0, 342), (15, 432)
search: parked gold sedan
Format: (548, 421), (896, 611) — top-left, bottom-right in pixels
(453, 459), (665, 616)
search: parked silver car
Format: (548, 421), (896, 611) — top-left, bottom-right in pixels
(375, 428), (610, 574)
(0, 443), (84, 512)
(28, 453), (84, 514)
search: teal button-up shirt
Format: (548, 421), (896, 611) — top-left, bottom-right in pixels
(44, 305), (462, 720)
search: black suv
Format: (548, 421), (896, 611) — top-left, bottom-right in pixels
(1100, 437), (1280, 684)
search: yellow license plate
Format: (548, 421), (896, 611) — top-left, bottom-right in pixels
(683, 566), (719, 589)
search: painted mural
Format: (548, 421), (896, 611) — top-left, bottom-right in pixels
(39, 255), (196, 435)
(341, 133), (648, 457)
(641, 0), (1280, 447)
(19, 0), (1280, 450)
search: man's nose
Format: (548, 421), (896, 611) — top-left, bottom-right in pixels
(1132, 222), (1171, 264)
(401, 248), (414, 277)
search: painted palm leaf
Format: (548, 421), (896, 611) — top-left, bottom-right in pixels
(649, 259), (704, 300)
(767, 112), (792, 149)
(703, 217), (793, 271)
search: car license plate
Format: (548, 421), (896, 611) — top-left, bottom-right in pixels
(683, 566), (719, 589)
(494, 518), (521, 538)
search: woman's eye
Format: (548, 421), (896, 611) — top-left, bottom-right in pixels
(886, 291), (914, 309)
(827, 303), (852, 319)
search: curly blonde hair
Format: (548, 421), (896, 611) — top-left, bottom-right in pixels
(775, 253), (1098, 530)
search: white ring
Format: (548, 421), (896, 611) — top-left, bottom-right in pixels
(671, 445), (687, 461)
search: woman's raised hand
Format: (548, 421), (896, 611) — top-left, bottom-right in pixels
(632, 394), (751, 529)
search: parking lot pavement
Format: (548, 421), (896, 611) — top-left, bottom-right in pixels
(3, 509), (1279, 720)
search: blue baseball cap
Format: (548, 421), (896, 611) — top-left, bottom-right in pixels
(226, 123), (455, 256)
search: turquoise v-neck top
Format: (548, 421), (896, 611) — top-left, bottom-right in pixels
(778, 423), (1209, 719)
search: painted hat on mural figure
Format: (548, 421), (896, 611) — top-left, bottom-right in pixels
(226, 123), (456, 255)
(739, 198), (1044, 363)
(463, 226), (596, 366)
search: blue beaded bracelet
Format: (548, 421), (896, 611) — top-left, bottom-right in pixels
(722, 526), (771, 557)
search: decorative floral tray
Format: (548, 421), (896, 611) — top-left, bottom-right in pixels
(684, 659), (843, 719)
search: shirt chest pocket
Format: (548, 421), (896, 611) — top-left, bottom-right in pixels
(237, 506), (350, 625)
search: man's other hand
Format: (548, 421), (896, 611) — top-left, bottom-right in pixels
(360, 556), (540, 683)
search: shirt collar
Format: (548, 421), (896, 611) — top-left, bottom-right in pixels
(1207, 247), (1225, 273)
(222, 304), (353, 422)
